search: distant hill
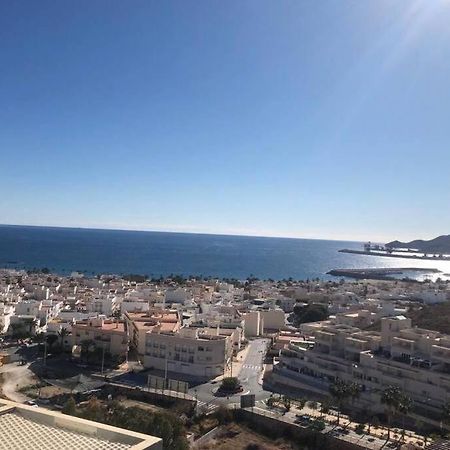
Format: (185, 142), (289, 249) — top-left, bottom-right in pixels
(366, 302), (450, 334)
(408, 302), (450, 334)
(386, 235), (450, 254)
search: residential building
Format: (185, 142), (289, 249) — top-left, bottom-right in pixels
(143, 325), (234, 380)
(272, 315), (450, 425)
(125, 309), (180, 356)
(71, 316), (128, 356)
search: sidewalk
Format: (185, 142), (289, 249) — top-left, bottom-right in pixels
(211, 344), (251, 382)
(260, 399), (430, 448)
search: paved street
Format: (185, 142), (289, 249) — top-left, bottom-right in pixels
(191, 338), (271, 412)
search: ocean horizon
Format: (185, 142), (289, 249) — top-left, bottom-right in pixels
(1, 224), (449, 280)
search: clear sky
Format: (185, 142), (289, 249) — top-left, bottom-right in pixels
(1, 0), (450, 242)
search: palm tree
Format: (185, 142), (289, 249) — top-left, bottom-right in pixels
(398, 393), (412, 442)
(361, 408), (372, 435)
(58, 328), (69, 351)
(349, 382), (362, 406)
(80, 339), (96, 363)
(34, 333), (44, 351)
(319, 399), (331, 419)
(442, 401), (450, 428)
(46, 333), (58, 349)
(381, 385), (410, 442)
(329, 379), (353, 425)
(112, 309), (122, 322)
(381, 386), (399, 441)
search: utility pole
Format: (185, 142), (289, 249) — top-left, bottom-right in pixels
(164, 353), (168, 390)
(43, 338), (47, 367)
(101, 343), (106, 376)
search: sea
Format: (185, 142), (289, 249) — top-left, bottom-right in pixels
(1, 225), (450, 281)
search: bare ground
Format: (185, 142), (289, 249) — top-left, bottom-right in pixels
(198, 423), (297, 450)
(0, 362), (38, 402)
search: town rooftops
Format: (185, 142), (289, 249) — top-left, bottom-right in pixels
(126, 311), (179, 323)
(135, 320), (180, 334)
(73, 317), (126, 333)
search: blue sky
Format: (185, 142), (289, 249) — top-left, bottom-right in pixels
(1, 0), (450, 242)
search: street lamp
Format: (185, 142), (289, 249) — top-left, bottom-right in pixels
(101, 342), (106, 376)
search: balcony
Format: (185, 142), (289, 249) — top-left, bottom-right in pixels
(431, 344), (450, 364)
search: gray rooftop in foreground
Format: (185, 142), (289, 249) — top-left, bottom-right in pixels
(0, 400), (162, 450)
(0, 412), (131, 450)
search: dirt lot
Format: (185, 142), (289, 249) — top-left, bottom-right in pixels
(199, 424), (297, 450)
(0, 362), (39, 402)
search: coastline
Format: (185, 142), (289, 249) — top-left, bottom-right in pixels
(339, 248), (450, 261)
(327, 267), (440, 281)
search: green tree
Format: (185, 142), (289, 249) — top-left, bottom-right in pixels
(398, 394), (412, 442)
(361, 408), (373, 435)
(319, 399), (331, 419)
(348, 381), (362, 416)
(220, 377), (240, 392)
(80, 339), (96, 363)
(329, 379), (349, 425)
(381, 385), (411, 442)
(58, 328), (69, 350)
(442, 401), (450, 427)
(329, 379), (360, 425)
(34, 333), (44, 351)
(282, 395), (291, 412)
(46, 334), (58, 349)
(112, 309), (122, 321)
(62, 397), (77, 415)
(291, 304), (328, 326)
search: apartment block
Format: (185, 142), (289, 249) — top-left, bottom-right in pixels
(273, 315), (450, 423)
(143, 325), (234, 380)
(71, 316), (128, 356)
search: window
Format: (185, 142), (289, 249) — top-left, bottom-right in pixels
(198, 346), (204, 351)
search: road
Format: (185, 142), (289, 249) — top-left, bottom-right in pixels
(192, 338), (271, 413)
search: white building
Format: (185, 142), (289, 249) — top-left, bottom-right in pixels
(272, 315), (450, 425)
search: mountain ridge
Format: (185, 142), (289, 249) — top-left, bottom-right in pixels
(386, 235), (450, 253)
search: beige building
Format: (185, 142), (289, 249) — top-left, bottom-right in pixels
(273, 315), (450, 424)
(243, 309), (286, 336)
(0, 399), (161, 449)
(125, 309), (180, 356)
(144, 325), (234, 380)
(71, 316), (128, 356)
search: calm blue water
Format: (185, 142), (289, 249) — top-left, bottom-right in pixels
(1, 225), (449, 280)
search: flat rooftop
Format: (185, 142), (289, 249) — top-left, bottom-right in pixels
(0, 400), (161, 450)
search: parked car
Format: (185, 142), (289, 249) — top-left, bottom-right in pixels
(24, 400), (39, 408)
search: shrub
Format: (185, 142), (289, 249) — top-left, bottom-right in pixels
(215, 405), (233, 425)
(62, 397), (77, 415)
(220, 377), (240, 392)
